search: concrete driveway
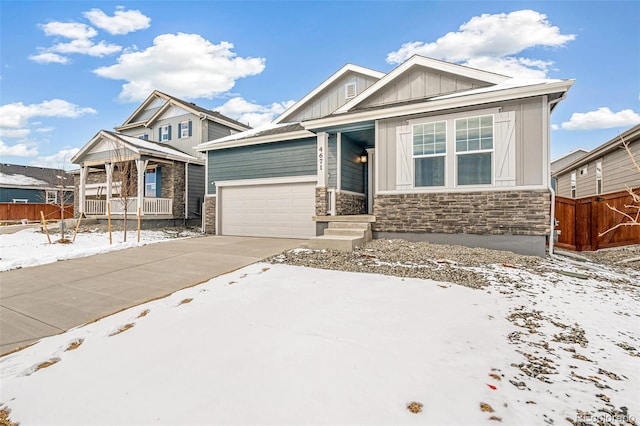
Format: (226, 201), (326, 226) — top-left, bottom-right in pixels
(0, 235), (303, 355)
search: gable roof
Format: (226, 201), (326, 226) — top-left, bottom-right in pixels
(72, 130), (202, 165)
(116, 90), (251, 132)
(273, 64), (385, 124)
(0, 164), (73, 189)
(334, 55), (510, 114)
(553, 124), (640, 177)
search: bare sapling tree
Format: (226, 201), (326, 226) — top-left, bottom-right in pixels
(599, 134), (639, 236)
(40, 162), (74, 243)
(110, 141), (138, 242)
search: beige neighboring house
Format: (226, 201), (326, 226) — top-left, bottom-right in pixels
(553, 124), (640, 199)
(550, 148), (589, 175)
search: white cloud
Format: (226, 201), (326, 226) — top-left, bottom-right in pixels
(39, 21), (97, 39)
(0, 140), (39, 157)
(217, 97), (296, 127)
(0, 128), (31, 138)
(29, 52), (69, 64)
(30, 148), (80, 169)
(386, 10), (575, 78)
(84, 7), (151, 35)
(0, 99), (96, 129)
(36, 127), (55, 133)
(558, 107), (640, 131)
(50, 38), (122, 57)
(94, 33), (266, 102)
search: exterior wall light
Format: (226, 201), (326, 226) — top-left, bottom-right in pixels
(359, 151), (368, 163)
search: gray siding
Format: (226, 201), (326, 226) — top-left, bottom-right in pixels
(207, 138), (317, 194)
(555, 140), (640, 197)
(285, 72), (379, 122)
(208, 120), (238, 142)
(187, 164), (205, 217)
(359, 68), (491, 110)
(376, 97), (546, 190)
(82, 147), (138, 163)
(341, 136), (365, 193)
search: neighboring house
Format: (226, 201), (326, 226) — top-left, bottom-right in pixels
(0, 164), (73, 204)
(550, 148), (589, 192)
(197, 55), (574, 256)
(72, 91), (250, 223)
(553, 124), (640, 199)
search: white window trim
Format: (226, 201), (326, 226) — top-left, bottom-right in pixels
(161, 125), (170, 141)
(454, 115), (495, 187)
(570, 171), (577, 198)
(180, 120), (190, 139)
(595, 159), (603, 195)
(46, 190), (57, 204)
(412, 120), (447, 188)
(407, 109), (500, 191)
(12, 199), (28, 203)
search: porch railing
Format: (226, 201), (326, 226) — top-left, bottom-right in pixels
(84, 198), (172, 216)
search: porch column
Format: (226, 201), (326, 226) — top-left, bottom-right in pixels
(105, 162), (114, 211)
(135, 159), (148, 215)
(79, 165), (87, 214)
(316, 132), (328, 187)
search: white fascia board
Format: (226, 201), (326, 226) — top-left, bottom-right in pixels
(145, 100), (175, 126)
(0, 184), (68, 191)
(118, 90), (168, 128)
(335, 55), (511, 114)
(71, 130), (119, 164)
(305, 80), (575, 130)
(273, 63), (385, 124)
(215, 175), (317, 188)
(197, 130), (315, 152)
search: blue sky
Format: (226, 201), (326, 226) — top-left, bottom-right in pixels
(1, 0), (638, 169)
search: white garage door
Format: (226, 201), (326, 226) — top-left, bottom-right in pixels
(220, 181), (316, 238)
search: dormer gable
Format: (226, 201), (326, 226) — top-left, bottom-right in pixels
(274, 64), (385, 124)
(335, 55), (510, 114)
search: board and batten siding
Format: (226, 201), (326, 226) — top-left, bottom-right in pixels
(328, 134), (338, 188)
(284, 72), (379, 123)
(187, 164), (205, 216)
(358, 68), (491, 110)
(376, 97), (546, 191)
(207, 138), (317, 195)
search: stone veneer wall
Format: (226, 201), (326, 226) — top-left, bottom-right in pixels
(373, 190), (550, 236)
(315, 187), (327, 216)
(335, 191), (366, 215)
(204, 195), (216, 234)
(162, 162), (185, 219)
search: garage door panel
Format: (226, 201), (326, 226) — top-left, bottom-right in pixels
(221, 181), (316, 238)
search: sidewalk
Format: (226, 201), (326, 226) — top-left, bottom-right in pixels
(0, 235), (302, 355)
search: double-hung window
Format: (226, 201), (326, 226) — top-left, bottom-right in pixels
(413, 121), (446, 187)
(46, 190), (57, 204)
(179, 120), (191, 138)
(570, 171), (577, 198)
(596, 160), (602, 195)
(455, 115), (493, 185)
(160, 125), (171, 141)
(145, 168), (157, 197)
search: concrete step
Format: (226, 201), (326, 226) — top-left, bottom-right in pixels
(328, 222), (371, 230)
(303, 235), (364, 251)
(323, 228), (366, 237)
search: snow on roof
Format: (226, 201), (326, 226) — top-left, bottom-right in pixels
(113, 133), (199, 162)
(0, 172), (50, 187)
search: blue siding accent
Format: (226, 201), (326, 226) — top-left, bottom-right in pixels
(156, 167), (162, 197)
(341, 137), (365, 193)
(328, 134), (337, 187)
(0, 188), (43, 203)
(207, 138), (317, 194)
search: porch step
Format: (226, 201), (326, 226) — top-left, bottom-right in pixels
(302, 235), (365, 251)
(301, 221), (373, 252)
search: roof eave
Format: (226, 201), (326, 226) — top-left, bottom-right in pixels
(304, 80), (574, 130)
(197, 130), (315, 152)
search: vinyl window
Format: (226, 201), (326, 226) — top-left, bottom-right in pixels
(455, 115), (493, 185)
(412, 121), (446, 187)
(46, 190), (57, 204)
(596, 160), (603, 195)
(570, 171), (577, 198)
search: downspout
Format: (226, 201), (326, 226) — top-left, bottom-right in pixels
(547, 93), (568, 256)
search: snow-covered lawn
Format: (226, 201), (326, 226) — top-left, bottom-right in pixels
(1, 257), (638, 425)
(0, 227), (200, 272)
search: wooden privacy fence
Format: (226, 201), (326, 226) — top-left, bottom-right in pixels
(555, 189), (640, 251)
(0, 203), (74, 221)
